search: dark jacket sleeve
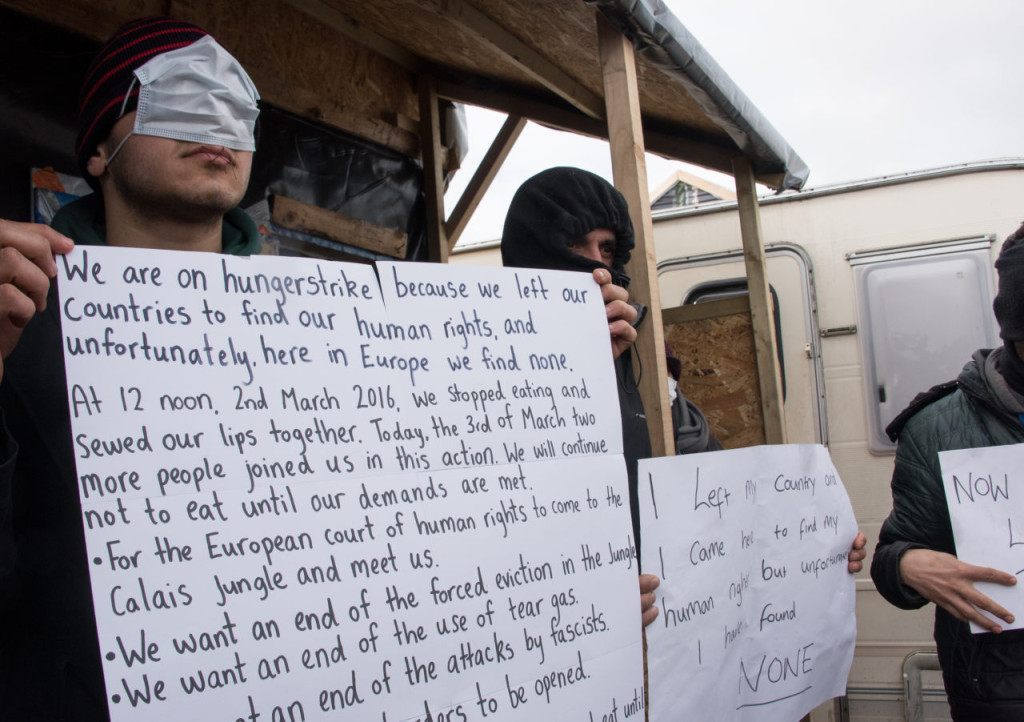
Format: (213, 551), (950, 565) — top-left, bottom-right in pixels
(0, 409), (20, 642)
(871, 419), (955, 609)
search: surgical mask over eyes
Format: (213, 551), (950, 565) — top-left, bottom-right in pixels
(107, 36), (260, 163)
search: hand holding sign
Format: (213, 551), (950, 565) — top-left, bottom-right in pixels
(900, 549), (1016, 633)
(847, 531), (867, 573)
(0, 218), (74, 380)
(639, 574), (659, 627)
(940, 443), (1024, 633)
(591, 268), (636, 359)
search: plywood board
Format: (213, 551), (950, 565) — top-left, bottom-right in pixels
(0, 0), (421, 156)
(472, 0), (720, 134)
(0, 0), (163, 40)
(666, 313), (766, 449)
(174, 0), (420, 155)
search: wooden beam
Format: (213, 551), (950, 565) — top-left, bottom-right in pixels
(0, 0), (145, 41)
(271, 195), (408, 258)
(280, 0), (421, 70)
(256, 74), (422, 157)
(427, 0), (605, 120)
(733, 156), (787, 444)
(434, 77), (742, 180)
(445, 114), (526, 249)
(597, 13), (672, 458)
(418, 75), (449, 263)
(32, 0), (424, 158)
(662, 297), (750, 325)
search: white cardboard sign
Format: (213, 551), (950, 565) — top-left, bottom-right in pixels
(57, 247), (642, 721)
(940, 442), (1024, 633)
(639, 445), (857, 722)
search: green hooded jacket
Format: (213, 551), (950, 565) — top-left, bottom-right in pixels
(50, 193), (261, 255)
(872, 352), (1024, 710)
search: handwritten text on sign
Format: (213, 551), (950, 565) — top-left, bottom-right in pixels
(639, 445), (857, 722)
(941, 443), (1024, 633)
(58, 247), (641, 721)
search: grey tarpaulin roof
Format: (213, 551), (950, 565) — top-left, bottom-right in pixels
(591, 0), (809, 190)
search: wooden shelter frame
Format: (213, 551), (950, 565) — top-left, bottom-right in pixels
(0, 1), (811, 717)
(421, 12), (789, 450)
(1, 0), (794, 452)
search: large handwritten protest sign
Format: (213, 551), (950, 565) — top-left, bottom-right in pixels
(941, 443), (1024, 633)
(639, 445), (857, 722)
(57, 247), (642, 721)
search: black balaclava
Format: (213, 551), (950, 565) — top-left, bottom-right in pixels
(994, 228), (1024, 394)
(501, 167), (635, 287)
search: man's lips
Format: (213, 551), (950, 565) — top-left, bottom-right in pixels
(185, 145), (234, 166)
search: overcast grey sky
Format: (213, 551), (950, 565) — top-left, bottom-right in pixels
(446, 0), (1024, 247)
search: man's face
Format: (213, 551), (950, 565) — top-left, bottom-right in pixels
(93, 111), (252, 221)
(568, 227), (616, 267)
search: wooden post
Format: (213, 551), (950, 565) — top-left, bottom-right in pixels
(597, 14), (672, 457)
(418, 75), (449, 263)
(445, 115), (526, 249)
(732, 156), (787, 444)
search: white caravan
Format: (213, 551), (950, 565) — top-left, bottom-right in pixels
(653, 159), (1024, 721)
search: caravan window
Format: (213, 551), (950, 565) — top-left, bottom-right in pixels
(849, 238), (999, 453)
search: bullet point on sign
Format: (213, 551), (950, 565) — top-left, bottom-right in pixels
(93, 557), (102, 565)
(112, 694), (121, 704)
(106, 652), (115, 661)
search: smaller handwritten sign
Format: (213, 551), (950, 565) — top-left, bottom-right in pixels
(940, 442), (1024, 633)
(639, 445), (857, 722)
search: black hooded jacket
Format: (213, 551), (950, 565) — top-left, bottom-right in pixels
(501, 167), (652, 552)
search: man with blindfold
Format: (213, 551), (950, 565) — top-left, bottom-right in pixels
(0, 18), (261, 719)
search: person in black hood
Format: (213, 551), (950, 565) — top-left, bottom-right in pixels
(871, 223), (1024, 721)
(502, 166), (642, 354)
(502, 167), (649, 519)
(502, 166), (658, 624)
(502, 167), (868, 631)
(503, 167), (635, 281)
